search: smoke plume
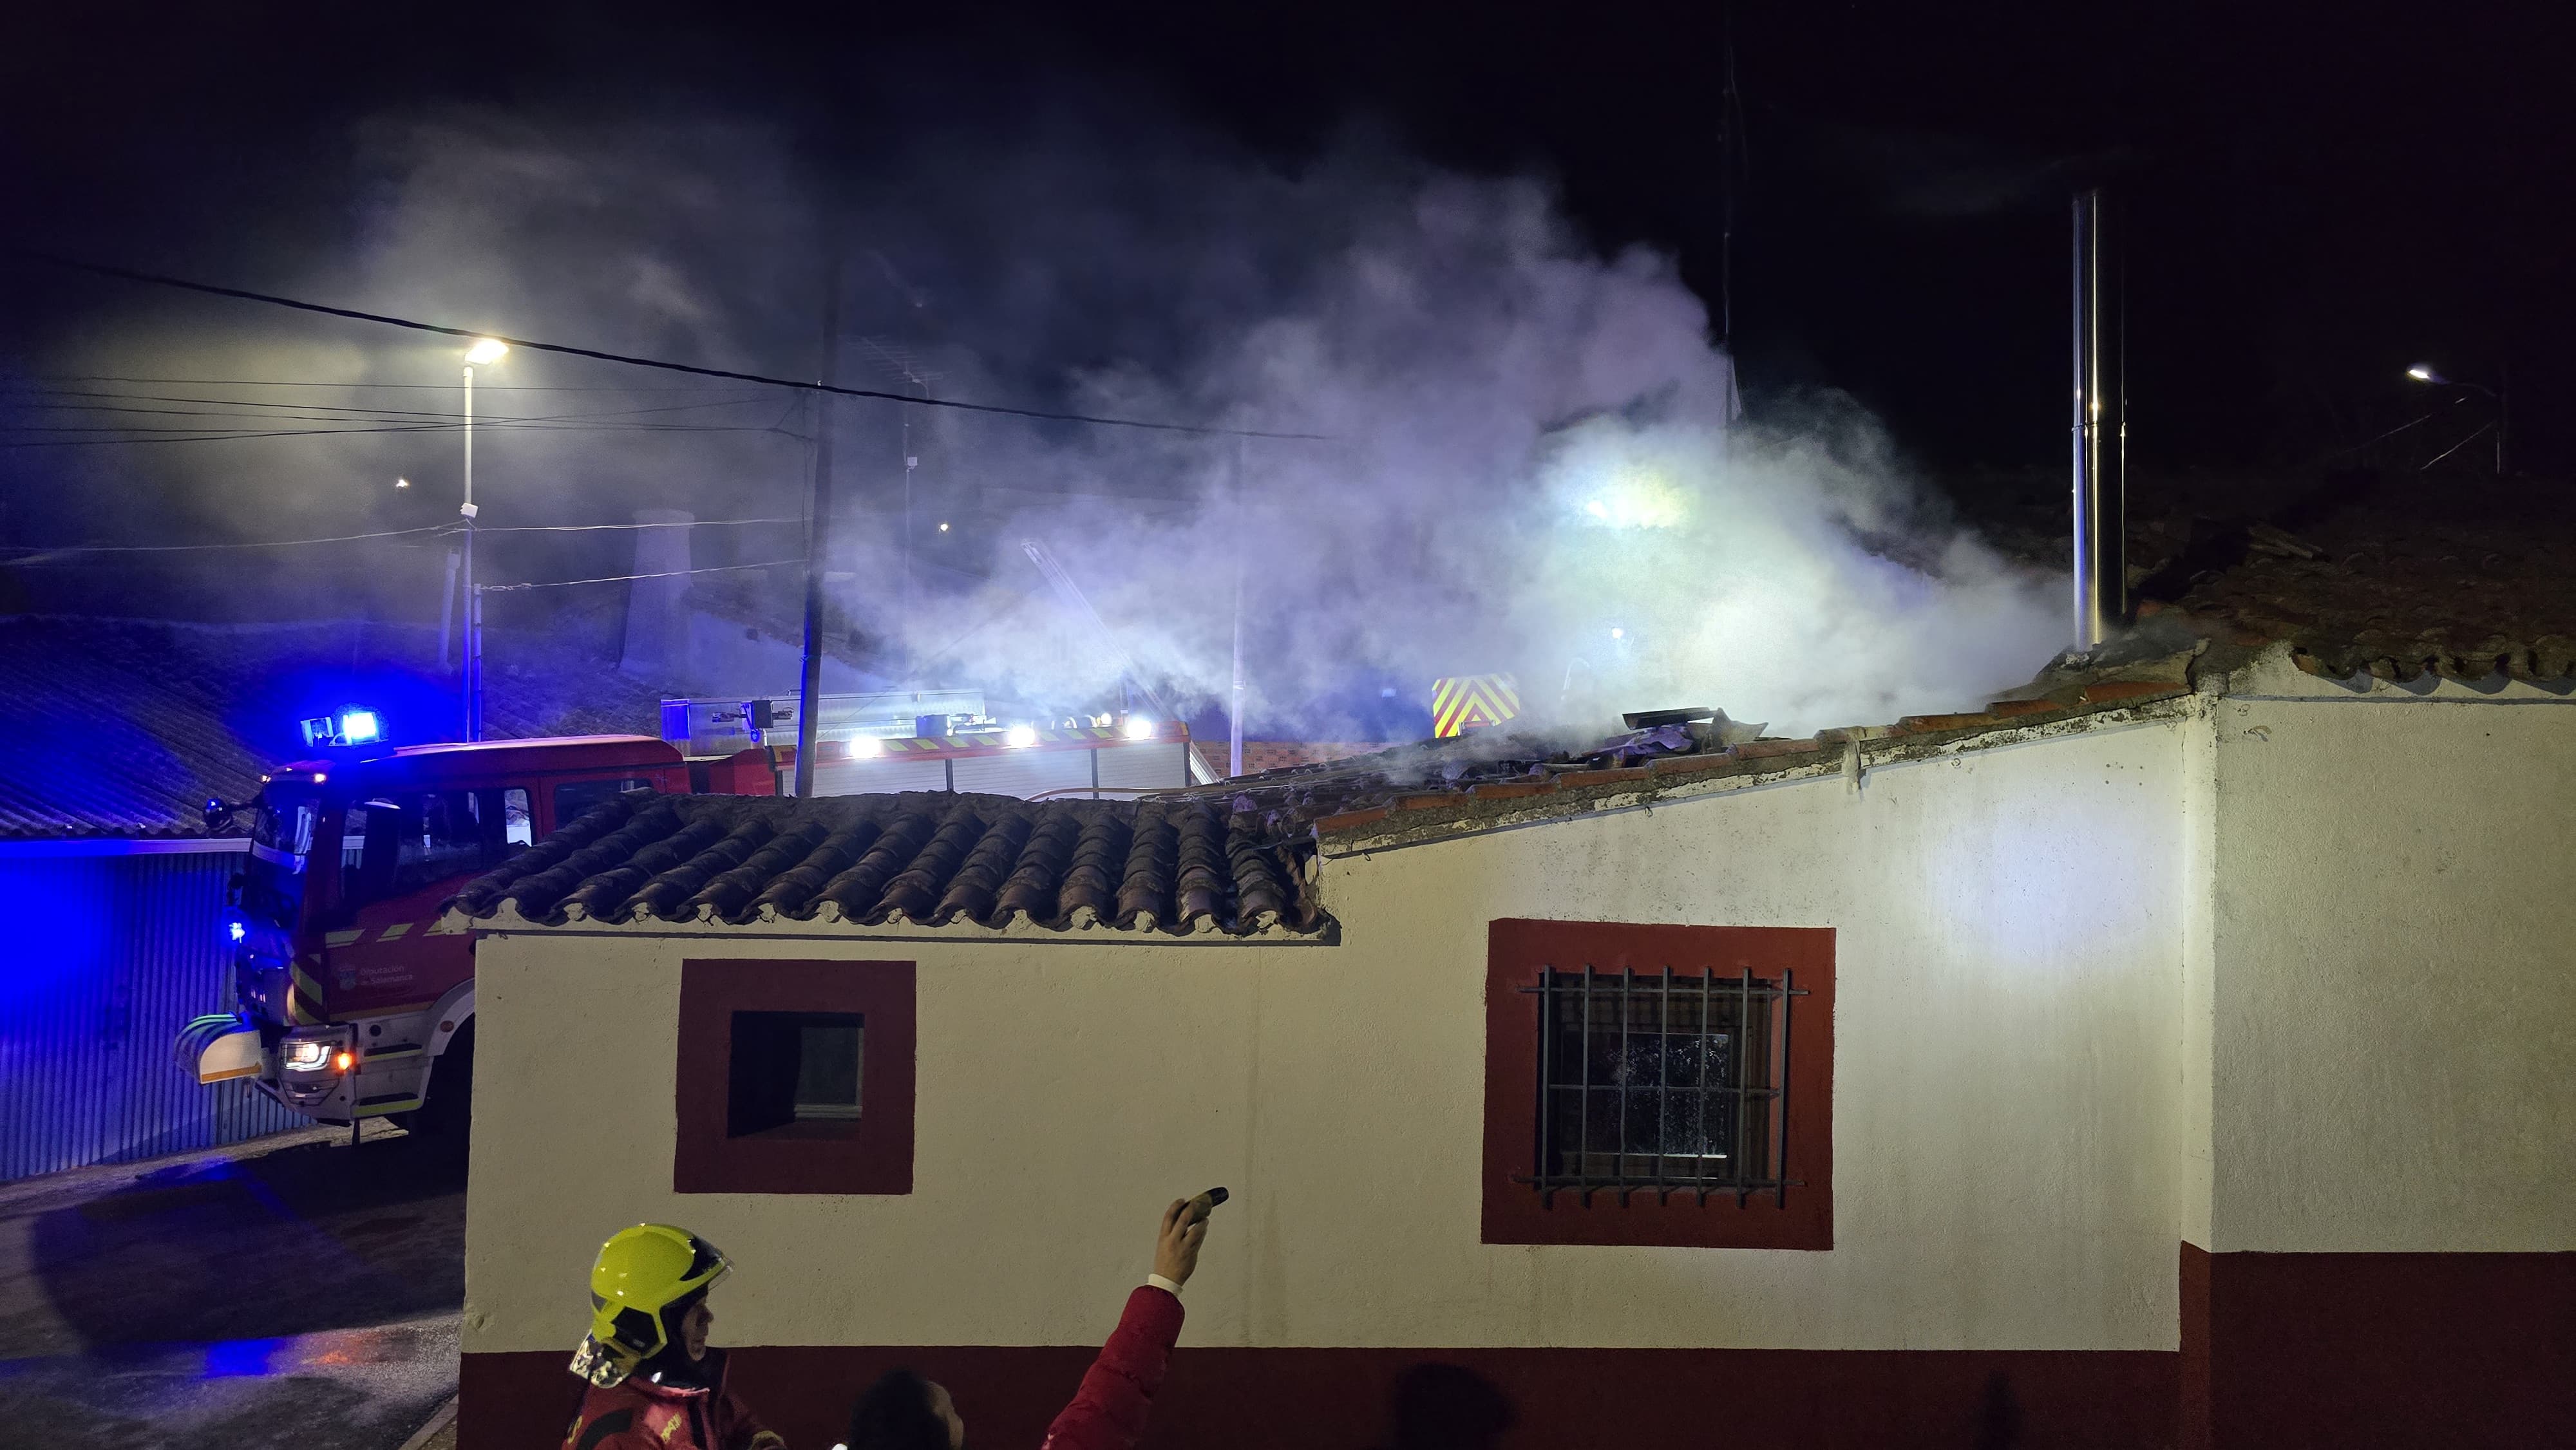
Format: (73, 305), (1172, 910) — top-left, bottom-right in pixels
(14, 102), (2065, 739)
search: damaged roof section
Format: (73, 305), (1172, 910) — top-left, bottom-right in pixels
(1175, 669), (2201, 848)
(447, 791), (1327, 936)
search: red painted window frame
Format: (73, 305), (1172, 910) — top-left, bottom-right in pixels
(676, 958), (915, 1195)
(1482, 919), (1833, 1249)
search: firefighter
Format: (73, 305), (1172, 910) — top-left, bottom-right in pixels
(563, 1224), (786, 1450)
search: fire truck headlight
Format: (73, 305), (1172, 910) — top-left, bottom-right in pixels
(282, 1037), (336, 1073)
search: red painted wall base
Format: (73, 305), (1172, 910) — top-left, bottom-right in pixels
(2181, 1244), (2576, 1449)
(465, 1344), (2175, 1450)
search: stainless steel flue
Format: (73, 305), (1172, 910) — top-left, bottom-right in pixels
(2071, 188), (2126, 650)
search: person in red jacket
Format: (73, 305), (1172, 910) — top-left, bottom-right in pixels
(844, 1197), (1211, 1450)
(562, 1224), (784, 1450)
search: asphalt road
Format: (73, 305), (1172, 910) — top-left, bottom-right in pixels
(0, 1122), (462, 1450)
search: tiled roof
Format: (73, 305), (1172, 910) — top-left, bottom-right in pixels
(1179, 673), (2201, 847)
(1978, 469), (2576, 683)
(448, 790), (1325, 936)
(1192, 740), (1390, 780)
(0, 616), (677, 839)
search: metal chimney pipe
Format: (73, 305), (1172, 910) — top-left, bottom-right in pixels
(2071, 187), (2126, 650)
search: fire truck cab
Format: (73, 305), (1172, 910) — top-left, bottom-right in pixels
(177, 733), (690, 1137)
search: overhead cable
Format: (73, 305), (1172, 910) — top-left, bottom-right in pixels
(478, 558), (804, 592)
(12, 249), (1331, 441)
(0, 523), (453, 556)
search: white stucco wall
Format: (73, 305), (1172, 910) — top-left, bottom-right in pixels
(465, 716), (2196, 1359)
(2204, 690), (2576, 1252)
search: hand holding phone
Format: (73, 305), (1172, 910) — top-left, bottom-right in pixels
(1155, 1189), (1225, 1287)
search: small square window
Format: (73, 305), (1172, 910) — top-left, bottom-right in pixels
(726, 1012), (864, 1137)
(676, 960), (913, 1196)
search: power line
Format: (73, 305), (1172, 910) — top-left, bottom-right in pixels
(11, 249), (1331, 442)
(0, 516), (805, 557)
(478, 558), (802, 593)
(472, 516), (801, 532)
(18, 375), (766, 392)
(0, 524), (452, 557)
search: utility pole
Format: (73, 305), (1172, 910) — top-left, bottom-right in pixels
(1229, 436), (1246, 778)
(460, 337), (507, 740)
(793, 258), (842, 798)
(461, 360), (480, 740)
(900, 394), (918, 675)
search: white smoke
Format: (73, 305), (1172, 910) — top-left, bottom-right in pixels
(24, 106), (2065, 738)
(871, 163), (2064, 736)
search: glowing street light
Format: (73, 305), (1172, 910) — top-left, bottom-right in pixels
(2402, 362), (2506, 475)
(464, 337), (509, 366)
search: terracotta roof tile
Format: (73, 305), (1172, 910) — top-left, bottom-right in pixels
(450, 792), (1324, 936)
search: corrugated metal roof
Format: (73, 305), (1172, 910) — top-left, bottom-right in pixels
(0, 616), (674, 840)
(448, 791), (1325, 936)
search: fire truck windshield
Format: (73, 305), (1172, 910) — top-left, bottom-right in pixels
(243, 791), (319, 928)
(339, 787), (532, 913)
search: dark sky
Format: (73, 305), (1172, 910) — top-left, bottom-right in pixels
(5, 0), (2567, 478)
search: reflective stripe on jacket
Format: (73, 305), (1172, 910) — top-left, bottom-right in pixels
(564, 1351), (784, 1450)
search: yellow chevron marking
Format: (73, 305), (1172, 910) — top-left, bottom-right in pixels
(1431, 673), (1522, 738)
(378, 921), (413, 941)
(324, 929), (363, 947)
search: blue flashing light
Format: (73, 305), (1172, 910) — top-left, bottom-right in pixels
(227, 920), (247, 944)
(298, 708), (387, 749)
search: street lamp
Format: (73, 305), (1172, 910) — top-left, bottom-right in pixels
(461, 338), (506, 739)
(2403, 362), (2506, 475)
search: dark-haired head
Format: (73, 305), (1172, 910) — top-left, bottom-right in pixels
(846, 1368), (964, 1450)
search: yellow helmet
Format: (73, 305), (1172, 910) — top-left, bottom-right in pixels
(569, 1224), (730, 1388)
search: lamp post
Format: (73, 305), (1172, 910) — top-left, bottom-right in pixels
(461, 337), (507, 740)
(2404, 363), (2505, 476)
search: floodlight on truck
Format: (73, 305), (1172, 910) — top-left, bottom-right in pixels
(299, 709), (386, 749)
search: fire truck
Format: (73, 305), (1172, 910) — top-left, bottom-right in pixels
(175, 699), (1204, 1138)
(173, 722), (753, 1140)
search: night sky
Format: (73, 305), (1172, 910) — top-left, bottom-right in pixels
(3, 1), (2565, 484)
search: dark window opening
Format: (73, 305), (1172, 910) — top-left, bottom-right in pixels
(339, 787), (531, 914)
(726, 1011), (864, 1138)
(553, 777), (656, 827)
(242, 792), (319, 927)
(1526, 965), (1804, 1206)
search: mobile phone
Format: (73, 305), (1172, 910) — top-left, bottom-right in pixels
(1185, 1187), (1229, 1225)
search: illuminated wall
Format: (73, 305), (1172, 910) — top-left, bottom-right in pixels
(461, 716), (2194, 1358)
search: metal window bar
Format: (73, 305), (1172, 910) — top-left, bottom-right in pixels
(1518, 963), (1807, 1207)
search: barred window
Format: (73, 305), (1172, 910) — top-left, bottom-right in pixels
(1525, 965), (1804, 1206)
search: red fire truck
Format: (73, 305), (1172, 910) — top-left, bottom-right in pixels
(174, 702), (1195, 1138)
(174, 728), (768, 1139)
